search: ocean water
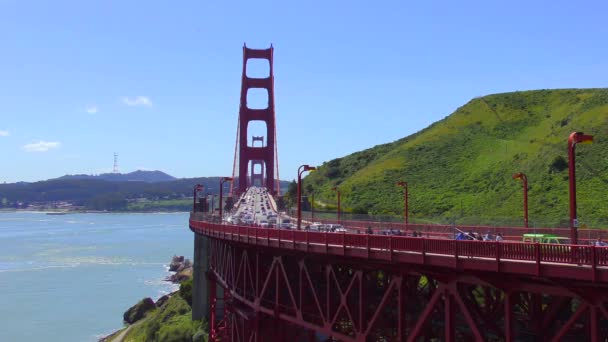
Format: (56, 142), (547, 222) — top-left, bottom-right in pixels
(0, 212), (193, 342)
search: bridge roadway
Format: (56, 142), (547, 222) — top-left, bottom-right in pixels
(191, 216), (608, 283)
(214, 187), (608, 281)
(228, 187), (295, 228)
(229, 188), (605, 244)
(191, 190), (608, 341)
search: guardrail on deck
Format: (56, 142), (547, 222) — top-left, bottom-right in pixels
(190, 217), (608, 282)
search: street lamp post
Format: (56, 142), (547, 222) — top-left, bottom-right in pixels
(568, 132), (593, 244)
(311, 193), (315, 222)
(396, 181), (408, 229)
(512, 173), (529, 228)
(193, 184), (203, 212)
(297, 165), (316, 230)
(332, 187), (341, 224)
(219, 177), (233, 223)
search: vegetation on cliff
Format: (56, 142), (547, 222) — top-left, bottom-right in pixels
(304, 89), (608, 227)
(121, 293), (206, 342)
(105, 278), (206, 342)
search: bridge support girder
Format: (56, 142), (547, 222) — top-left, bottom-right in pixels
(200, 237), (608, 341)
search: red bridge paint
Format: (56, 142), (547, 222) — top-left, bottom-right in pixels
(191, 218), (608, 341)
(232, 45), (279, 196)
(197, 46), (608, 341)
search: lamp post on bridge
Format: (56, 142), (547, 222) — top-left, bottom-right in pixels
(396, 181), (408, 229)
(297, 165), (316, 230)
(332, 187), (341, 225)
(568, 132), (593, 245)
(311, 193), (315, 222)
(219, 177), (233, 223)
(192, 184), (203, 212)
(512, 173), (529, 228)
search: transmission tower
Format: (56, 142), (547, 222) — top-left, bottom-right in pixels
(113, 153), (119, 173)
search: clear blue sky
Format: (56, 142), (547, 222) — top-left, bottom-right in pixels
(1, 1), (607, 183)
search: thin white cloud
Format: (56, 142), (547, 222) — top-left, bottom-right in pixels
(122, 96), (152, 107)
(22, 141), (61, 152)
(86, 106), (98, 114)
(0, 130), (9, 137)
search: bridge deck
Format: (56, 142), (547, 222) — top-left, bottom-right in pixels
(190, 219), (608, 283)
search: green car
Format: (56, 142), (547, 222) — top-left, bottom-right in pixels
(522, 233), (570, 244)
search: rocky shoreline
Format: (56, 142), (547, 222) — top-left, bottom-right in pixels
(99, 255), (194, 342)
(165, 255), (193, 283)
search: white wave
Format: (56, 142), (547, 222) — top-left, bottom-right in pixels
(0, 217), (26, 221)
(0, 263), (80, 273)
(144, 279), (169, 286)
(157, 284), (179, 297)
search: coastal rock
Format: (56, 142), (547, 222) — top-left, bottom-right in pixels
(123, 297), (156, 324)
(165, 267), (193, 283)
(174, 268), (193, 282)
(155, 294), (171, 308)
(169, 255), (185, 271)
(165, 255), (193, 284)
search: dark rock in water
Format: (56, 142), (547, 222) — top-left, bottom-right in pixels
(156, 294), (171, 308)
(123, 297), (156, 324)
(174, 271), (192, 283)
(165, 264), (193, 283)
(166, 255), (193, 283)
(169, 255), (185, 272)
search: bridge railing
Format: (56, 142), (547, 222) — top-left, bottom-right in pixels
(500, 242), (536, 261)
(190, 217), (608, 279)
(310, 217), (607, 243)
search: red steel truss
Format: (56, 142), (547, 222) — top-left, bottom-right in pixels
(191, 218), (608, 341)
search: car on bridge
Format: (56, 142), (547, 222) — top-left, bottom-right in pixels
(307, 222), (324, 231)
(379, 228), (404, 236)
(522, 233), (570, 244)
(325, 224), (346, 233)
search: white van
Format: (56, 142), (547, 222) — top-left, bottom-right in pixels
(308, 222), (324, 231)
(326, 224), (346, 232)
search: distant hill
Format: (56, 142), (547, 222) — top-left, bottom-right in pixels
(57, 170), (176, 183)
(0, 175), (291, 211)
(304, 89), (608, 227)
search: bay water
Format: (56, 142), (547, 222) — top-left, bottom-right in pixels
(0, 212), (193, 341)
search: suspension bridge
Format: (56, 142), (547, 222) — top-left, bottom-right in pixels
(189, 45), (608, 342)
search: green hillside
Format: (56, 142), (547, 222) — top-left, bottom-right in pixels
(304, 89), (608, 228)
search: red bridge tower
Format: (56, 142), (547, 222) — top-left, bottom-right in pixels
(231, 44), (280, 196)
(250, 136), (265, 187)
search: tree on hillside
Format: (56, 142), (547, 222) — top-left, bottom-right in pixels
(282, 180), (297, 208)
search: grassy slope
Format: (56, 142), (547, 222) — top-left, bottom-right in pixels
(305, 89), (608, 227)
(122, 295), (206, 342)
